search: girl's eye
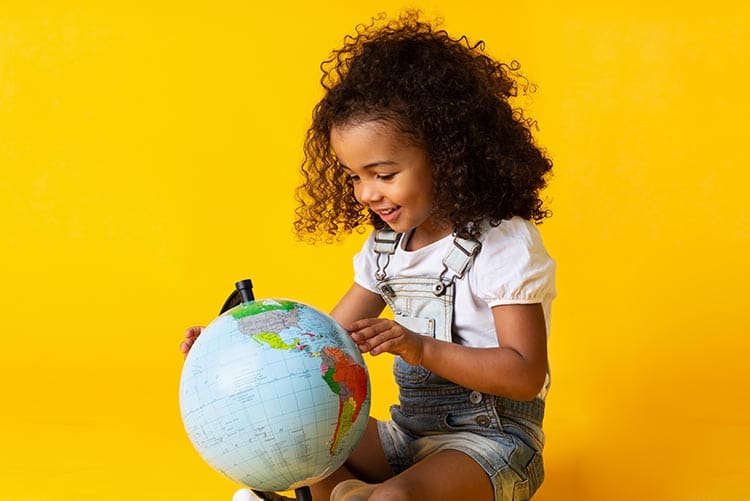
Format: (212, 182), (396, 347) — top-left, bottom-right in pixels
(377, 173), (395, 181)
(348, 175), (360, 182)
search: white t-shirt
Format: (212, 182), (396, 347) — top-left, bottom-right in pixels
(353, 217), (556, 348)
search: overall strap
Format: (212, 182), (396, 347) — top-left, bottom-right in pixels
(372, 228), (482, 294)
(373, 230), (402, 281)
(433, 235), (482, 296)
(443, 236), (482, 279)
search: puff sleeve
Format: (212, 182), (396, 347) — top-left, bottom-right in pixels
(352, 232), (379, 293)
(471, 218), (556, 307)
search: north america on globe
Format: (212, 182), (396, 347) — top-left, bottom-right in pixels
(233, 300), (368, 455)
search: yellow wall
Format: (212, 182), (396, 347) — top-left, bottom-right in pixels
(2, 1), (748, 500)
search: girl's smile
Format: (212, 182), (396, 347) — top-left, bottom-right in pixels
(330, 120), (451, 248)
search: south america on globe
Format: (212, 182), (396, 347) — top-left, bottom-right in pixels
(179, 298), (371, 492)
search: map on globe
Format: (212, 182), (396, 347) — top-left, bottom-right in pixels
(180, 299), (371, 492)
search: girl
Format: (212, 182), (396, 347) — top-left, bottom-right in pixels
(183, 11), (555, 501)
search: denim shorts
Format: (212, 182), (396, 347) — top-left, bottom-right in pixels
(377, 358), (546, 501)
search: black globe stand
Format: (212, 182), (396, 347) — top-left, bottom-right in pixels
(294, 487), (313, 501)
(221, 280), (314, 501)
(221, 279), (255, 314)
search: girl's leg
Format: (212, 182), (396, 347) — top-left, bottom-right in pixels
(310, 417), (393, 500)
(369, 449), (493, 501)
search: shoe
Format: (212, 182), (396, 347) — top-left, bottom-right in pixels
(233, 489), (266, 501)
(232, 489), (260, 501)
(232, 488), (295, 501)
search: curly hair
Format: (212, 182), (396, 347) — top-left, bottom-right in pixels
(295, 11), (552, 242)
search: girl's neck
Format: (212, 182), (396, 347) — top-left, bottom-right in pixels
(404, 221), (453, 251)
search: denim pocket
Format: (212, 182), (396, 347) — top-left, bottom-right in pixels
(394, 313), (434, 337)
(393, 355), (431, 385)
(523, 452), (544, 498)
(510, 451), (544, 500)
(512, 478), (530, 501)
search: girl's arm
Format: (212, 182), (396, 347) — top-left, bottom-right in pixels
(330, 282), (387, 326)
(348, 302), (548, 401)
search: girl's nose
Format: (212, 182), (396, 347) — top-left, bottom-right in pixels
(356, 181), (382, 205)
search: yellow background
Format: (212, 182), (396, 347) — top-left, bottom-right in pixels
(2, 1), (748, 500)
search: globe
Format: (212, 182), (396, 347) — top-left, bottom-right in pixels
(179, 298), (371, 492)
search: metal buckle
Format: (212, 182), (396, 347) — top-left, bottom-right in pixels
(453, 236), (481, 257)
(373, 231), (401, 281)
(375, 253), (391, 281)
(434, 263), (453, 296)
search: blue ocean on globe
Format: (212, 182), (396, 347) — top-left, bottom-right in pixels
(179, 298), (371, 492)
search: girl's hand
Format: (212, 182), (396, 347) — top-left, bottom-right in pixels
(180, 326), (204, 357)
(347, 318), (425, 365)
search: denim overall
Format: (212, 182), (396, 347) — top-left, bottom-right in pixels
(372, 230), (546, 501)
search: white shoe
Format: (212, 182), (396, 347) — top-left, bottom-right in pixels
(232, 489), (263, 501)
(232, 488), (295, 501)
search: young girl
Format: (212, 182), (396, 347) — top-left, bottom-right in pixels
(183, 11), (555, 501)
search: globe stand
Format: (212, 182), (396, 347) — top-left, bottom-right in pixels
(294, 487), (313, 501)
(247, 487), (312, 501)
(221, 278), (255, 313)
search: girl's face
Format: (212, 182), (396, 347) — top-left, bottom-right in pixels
(330, 119), (450, 246)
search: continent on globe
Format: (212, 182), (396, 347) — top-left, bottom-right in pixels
(236, 300), (301, 335)
(320, 346), (368, 455)
(240, 300), (369, 455)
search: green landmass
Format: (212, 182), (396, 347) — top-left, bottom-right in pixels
(252, 332), (298, 350)
(330, 397), (357, 455)
(229, 300), (296, 320)
(322, 366), (341, 394)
